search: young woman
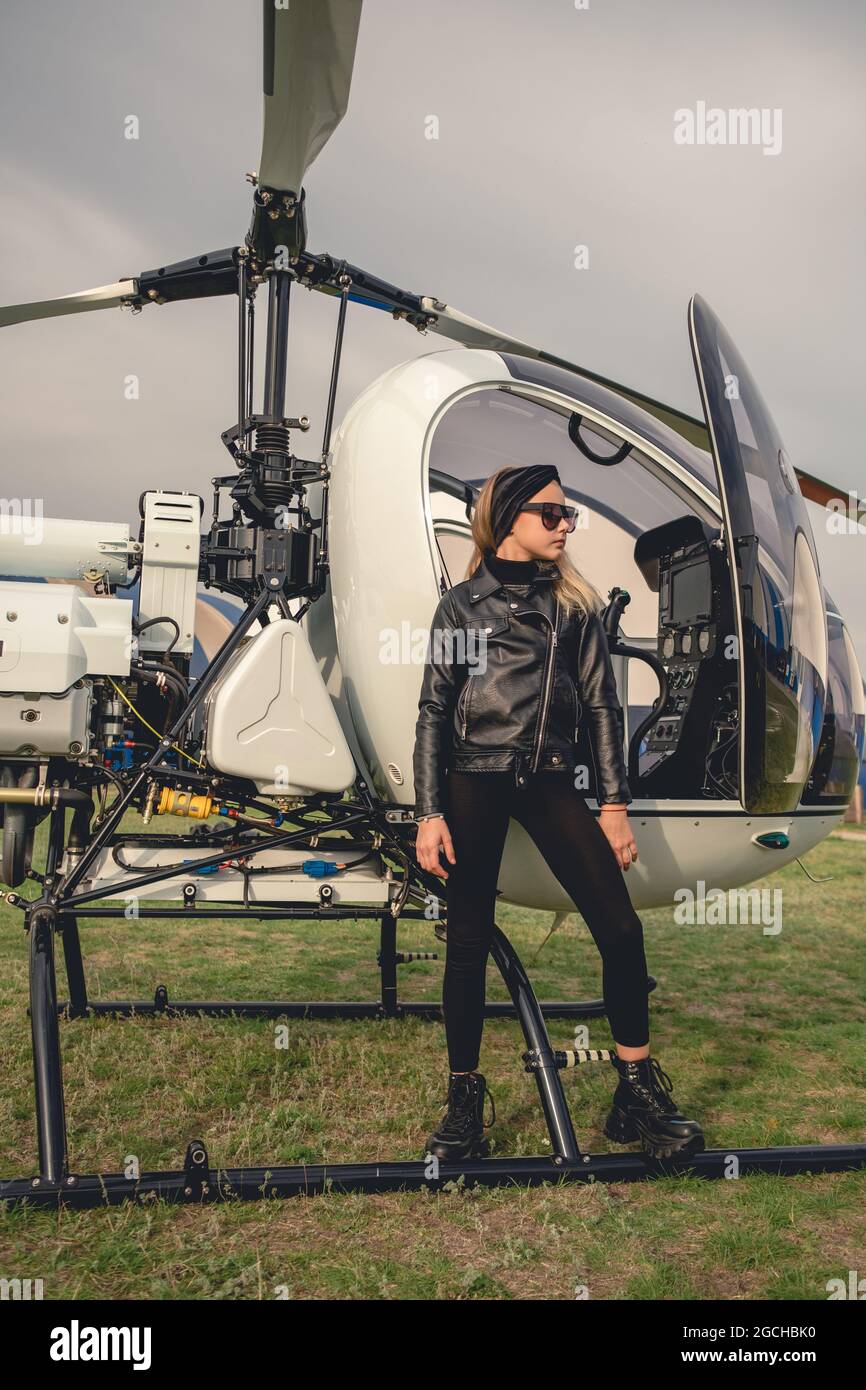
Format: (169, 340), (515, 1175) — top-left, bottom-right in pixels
(412, 463), (704, 1163)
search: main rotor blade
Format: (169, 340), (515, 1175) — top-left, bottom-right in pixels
(259, 0), (363, 195)
(419, 300), (542, 356)
(791, 467), (850, 509)
(418, 297), (710, 444)
(0, 248), (242, 330)
(0, 280), (139, 329)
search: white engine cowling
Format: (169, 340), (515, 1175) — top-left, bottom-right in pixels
(0, 581), (132, 759)
(0, 581), (132, 692)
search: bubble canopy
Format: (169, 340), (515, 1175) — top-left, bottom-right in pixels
(326, 347), (720, 813)
(327, 332), (852, 820)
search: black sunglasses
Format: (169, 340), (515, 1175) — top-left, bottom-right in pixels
(520, 502), (579, 532)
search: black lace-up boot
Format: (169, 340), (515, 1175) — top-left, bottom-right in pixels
(424, 1071), (496, 1162)
(604, 1054), (704, 1160)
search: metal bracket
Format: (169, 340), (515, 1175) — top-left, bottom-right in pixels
(182, 1140), (211, 1199)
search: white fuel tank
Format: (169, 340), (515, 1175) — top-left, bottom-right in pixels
(203, 618), (356, 796)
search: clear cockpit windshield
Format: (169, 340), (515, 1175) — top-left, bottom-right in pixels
(689, 294), (828, 813)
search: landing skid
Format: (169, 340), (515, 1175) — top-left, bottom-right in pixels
(3, 852), (865, 1209)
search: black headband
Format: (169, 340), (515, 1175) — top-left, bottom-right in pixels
(489, 464), (561, 548)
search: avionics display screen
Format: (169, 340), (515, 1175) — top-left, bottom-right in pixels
(669, 561), (712, 624)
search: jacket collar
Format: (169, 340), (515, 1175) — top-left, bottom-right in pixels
(468, 552), (558, 605)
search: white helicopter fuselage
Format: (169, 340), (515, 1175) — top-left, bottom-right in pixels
(321, 346), (847, 911)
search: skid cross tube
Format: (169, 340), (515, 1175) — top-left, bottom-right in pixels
(29, 906), (67, 1185)
(52, 902), (647, 1022)
(28, 812), (69, 1183)
(8, 854), (866, 1208)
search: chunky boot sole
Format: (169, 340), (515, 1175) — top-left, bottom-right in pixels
(604, 1104), (705, 1160)
(603, 1104), (640, 1145)
(424, 1134), (490, 1163)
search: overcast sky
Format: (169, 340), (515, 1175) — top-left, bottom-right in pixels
(0, 0), (864, 660)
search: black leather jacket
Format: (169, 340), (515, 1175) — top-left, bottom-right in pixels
(412, 553), (632, 818)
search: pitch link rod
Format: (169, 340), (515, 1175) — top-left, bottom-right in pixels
(317, 282), (350, 576)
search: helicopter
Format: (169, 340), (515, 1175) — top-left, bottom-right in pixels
(0, 0), (864, 1206)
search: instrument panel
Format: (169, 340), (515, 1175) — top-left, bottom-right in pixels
(632, 515), (736, 797)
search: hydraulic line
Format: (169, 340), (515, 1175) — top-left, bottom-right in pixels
(106, 677), (204, 768)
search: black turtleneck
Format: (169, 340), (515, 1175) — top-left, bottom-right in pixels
(484, 547), (539, 585)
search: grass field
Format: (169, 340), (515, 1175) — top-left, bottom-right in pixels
(0, 821), (864, 1301)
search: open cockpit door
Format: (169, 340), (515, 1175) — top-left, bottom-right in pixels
(688, 294), (828, 812)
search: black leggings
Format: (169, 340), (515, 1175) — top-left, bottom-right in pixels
(442, 769), (650, 1071)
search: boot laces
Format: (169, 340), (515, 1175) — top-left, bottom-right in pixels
(647, 1058), (676, 1112)
(440, 1074), (497, 1131)
(483, 1085), (496, 1129)
(620, 1056), (677, 1113)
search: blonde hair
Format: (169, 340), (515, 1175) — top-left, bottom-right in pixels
(466, 467), (604, 617)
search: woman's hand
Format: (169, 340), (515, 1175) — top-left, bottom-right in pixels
(598, 807), (638, 872)
(415, 816), (456, 879)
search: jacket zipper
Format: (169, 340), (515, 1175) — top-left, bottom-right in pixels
(459, 675), (474, 739)
(533, 599), (561, 772)
(509, 597), (561, 774)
